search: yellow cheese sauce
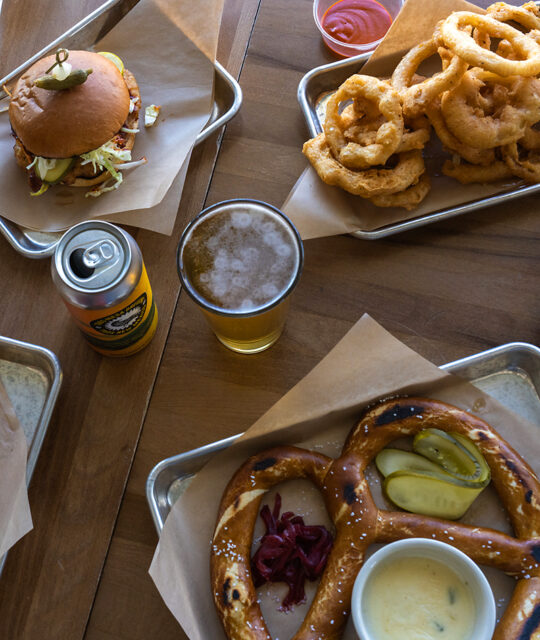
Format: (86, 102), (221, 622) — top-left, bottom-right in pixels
(362, 555), (476, 640)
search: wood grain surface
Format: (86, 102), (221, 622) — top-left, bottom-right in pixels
(86, 0), (538, 639)
(0, 0), (538, 638)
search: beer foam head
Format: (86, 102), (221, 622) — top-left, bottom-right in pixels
(181, 203), (301, 312)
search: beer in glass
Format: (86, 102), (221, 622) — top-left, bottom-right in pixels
(177, 199), (303, 354)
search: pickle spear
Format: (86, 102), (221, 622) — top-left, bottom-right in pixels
(34, 48), (93, 91)
(451, 432), (491, 484)
(376, 449), (447, 478)
(34, 69), (92, 90)
(384, 470), (486, 520)
(414, 428), (490, 486)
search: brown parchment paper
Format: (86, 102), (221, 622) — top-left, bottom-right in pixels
(150, 314), (540, 639)
(0, 381), (32, 559)
(281, 0), (523, 240)
(0, 0), (224, 235)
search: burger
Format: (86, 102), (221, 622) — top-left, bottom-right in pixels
(8, 49), (145, 197)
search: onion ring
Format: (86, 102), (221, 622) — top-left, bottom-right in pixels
(323, 74), (404, 170)
(391, 39), (468, 117)
(425, 99), (496, 165)
(487, 2), (540, 61)
(487, 1), (540, 32)
(369, 173), (430, 210)
(302, 134), (425, 198)
(441, 69), (540, 149)
(341, 105), (430, 153)
(440, 11), (540, 76)
(442, 158), (514, 184)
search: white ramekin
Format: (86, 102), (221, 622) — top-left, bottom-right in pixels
(351, 538), (496, 640)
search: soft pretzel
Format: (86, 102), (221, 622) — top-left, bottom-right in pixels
(211, 397), (540, 640)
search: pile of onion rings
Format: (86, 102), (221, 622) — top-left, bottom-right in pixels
(303, 2), (540, 209)
(303, 74), (431, 211)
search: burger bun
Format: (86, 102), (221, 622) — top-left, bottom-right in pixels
(9, 50), (131, 158)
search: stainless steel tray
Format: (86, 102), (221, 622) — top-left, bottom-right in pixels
(146, 341), (540, 533)
(297, 54), (540, 240)
(0, 0), (242, 259)
(0, 336), (62, 482)
(0, 335), (62, 573)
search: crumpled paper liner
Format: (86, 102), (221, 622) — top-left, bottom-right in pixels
(149, 314), (539, 639)
(0, 380), (32, 559)
(280, 0), (522, 240)
(0, 0), (224, 235)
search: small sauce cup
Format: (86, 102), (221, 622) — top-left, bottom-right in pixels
(313, 0), (403, 57)
(351, 538), (496, 640)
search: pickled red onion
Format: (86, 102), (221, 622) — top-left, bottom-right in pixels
(250, 494), (333, 610)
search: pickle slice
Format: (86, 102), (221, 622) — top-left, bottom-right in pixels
(384, 470), (485, 520)
(451, 432), (491, 486)
(376, 449), (446, 478)
(413, 428), (488, 486)
(36, 158), (75, 184)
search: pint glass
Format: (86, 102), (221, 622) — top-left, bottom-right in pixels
(177, 199), (304, 354)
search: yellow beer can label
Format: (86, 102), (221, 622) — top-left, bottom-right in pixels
(64, 264), (158, 357)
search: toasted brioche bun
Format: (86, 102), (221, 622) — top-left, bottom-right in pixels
(67, 68), (140, 188)
(9, 50), (130, 158)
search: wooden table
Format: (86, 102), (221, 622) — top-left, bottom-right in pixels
(0, 0), (538, 638)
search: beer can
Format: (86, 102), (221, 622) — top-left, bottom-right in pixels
(51, 220), (158, 357)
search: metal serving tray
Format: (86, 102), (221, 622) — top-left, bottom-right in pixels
(0, 336), (62, 483)
(147, 342), (540, 533)
(297, 54), (540, 240)
(0, 335), (62, 573)
(0, 0), (242, 259)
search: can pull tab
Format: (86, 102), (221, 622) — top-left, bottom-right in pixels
(83, 239), (119, 268)
(69, 239), (121, 280)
